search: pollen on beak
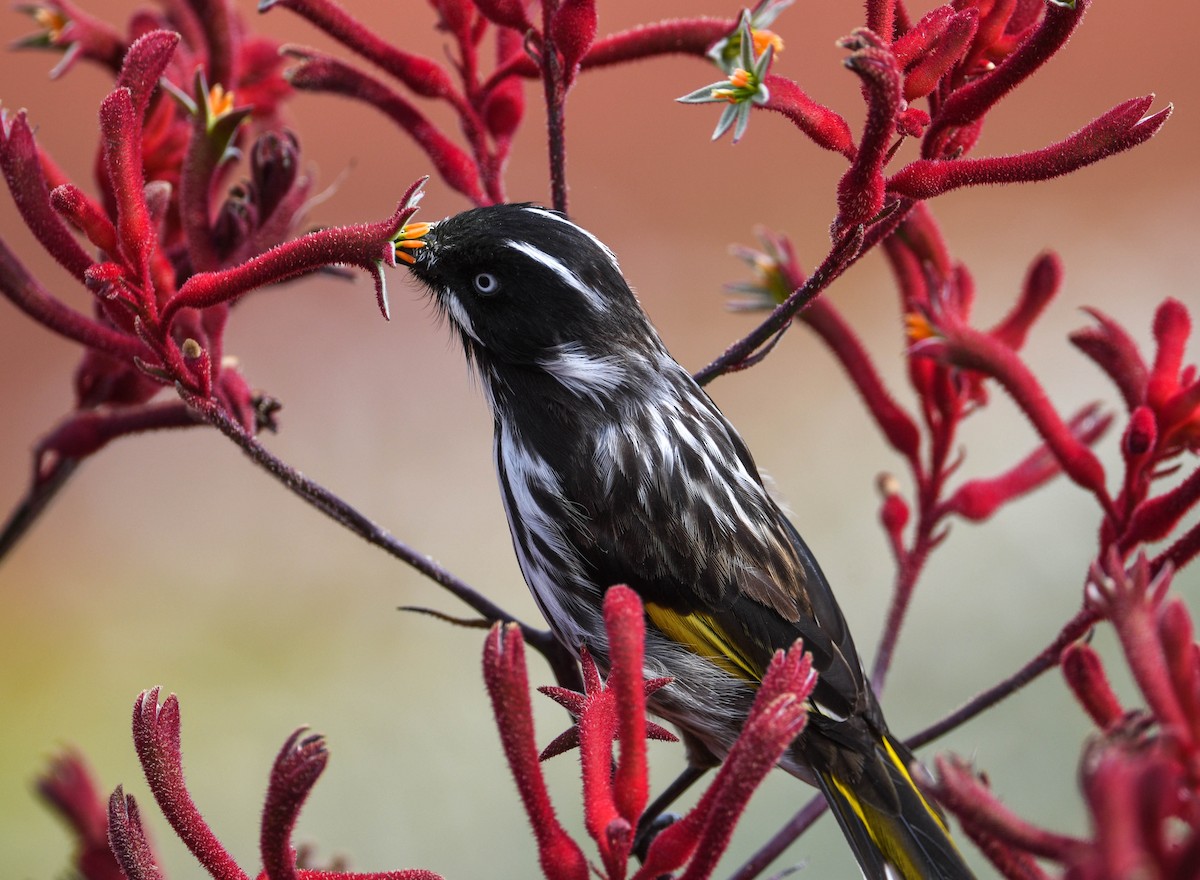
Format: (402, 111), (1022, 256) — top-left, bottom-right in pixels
(394, 221), (432, 265)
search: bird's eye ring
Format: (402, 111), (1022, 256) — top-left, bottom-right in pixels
(473, 272), (500, 296)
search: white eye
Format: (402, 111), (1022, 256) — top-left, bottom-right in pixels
(473, 272), (500, 295)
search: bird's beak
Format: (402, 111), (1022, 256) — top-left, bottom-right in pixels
(394, 221), (433, 267)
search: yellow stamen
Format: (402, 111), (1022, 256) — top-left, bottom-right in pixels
(729, 68), (752, 89)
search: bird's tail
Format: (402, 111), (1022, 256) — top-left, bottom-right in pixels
(813, 733), (975, 880)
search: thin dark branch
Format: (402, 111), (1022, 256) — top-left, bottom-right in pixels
(188, 392), (582, 688)
(906, 606), (1098, 749)
(540, 1), (569, 214)
(0, 456), (80, 564)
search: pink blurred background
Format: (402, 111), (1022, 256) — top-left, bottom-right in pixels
(1, 1), (1196, 876)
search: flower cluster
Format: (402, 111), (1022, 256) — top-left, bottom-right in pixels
(931, 553), (1200, 878)
(2, 3), (425, 555)
(482, 585), (815, 880)
(39, 689), (443, 880)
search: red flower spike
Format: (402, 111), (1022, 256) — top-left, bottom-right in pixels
(1061, 642), (1125, 729)
(931, 754), (1084, 863)
(636, 645), (813, 880)
(1070, 307), (1150, 413)
(924, 0), (1089, 159)
(901, 9), (979, 102)
(131, 688), (250, 880)
(99, 88), (158, 301)
(551, 0), (598, 86)
(989, 251), (1062, 351)
(893, 96), (1171, 200)
(284, 52), (485, 204)
(1121, 467), (1200, 552)
(114, 30), (182, 120)
(892, 6), (956, 67)
(164, 182), (423, 324)
(0, 236), (142, 358)
(834, 38), (901, 235)
(915, 320), (1112, 509)
(943, 403), (1111, 522)
(108, 788), (165, 880)
(1077, 739), (1176, 879)
(1084, 554), (1193, 747)
(603, 585), (650, 827)
(38, 750), (127, 880)
(0, 110), (95, 281)
(34, 401), (199, 470)
(574, 685), (621, 872)
(761, 75), (856, 158)
(576, 18), (735, 72)
(260, 729), (329, 880)
(50, 183), (119, 255)
(482, 624), (589, 880)
(1157, 599), (1200, 746)
(1147, 298), (1191, 412)
(262, 0), (457, 101)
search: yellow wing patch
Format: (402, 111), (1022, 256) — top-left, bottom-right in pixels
(645, 602), (764, 682)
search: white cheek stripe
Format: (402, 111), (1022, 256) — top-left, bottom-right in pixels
(503, 239), (608, 313)
(442, 290), (481, 343)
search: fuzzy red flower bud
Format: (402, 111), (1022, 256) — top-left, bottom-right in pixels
(551, 0), (598, 84)
(1061, 642), (1125, 729)
(1070, 307), (1149, 413)
(762, 75), (855, 157)
(901, 9), (978, 102)
(1123, 405), (1158, 460)
(1147, 298), (1191, 410)
(989, 251), (1062, 351)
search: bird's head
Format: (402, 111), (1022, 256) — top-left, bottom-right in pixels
(399, 205), (660, 387)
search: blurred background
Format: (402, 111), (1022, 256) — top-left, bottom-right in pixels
(0, 1), (1196, 877)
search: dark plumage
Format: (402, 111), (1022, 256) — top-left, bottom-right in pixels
(404, 203), (974, 880)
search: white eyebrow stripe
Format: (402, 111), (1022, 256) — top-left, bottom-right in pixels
(521, 207), (621, 270)
(502, 238), (608, 312)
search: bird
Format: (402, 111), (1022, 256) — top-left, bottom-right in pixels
(399, 203), (975, 880)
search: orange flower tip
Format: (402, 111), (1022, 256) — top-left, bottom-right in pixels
(207, 84), (235, 118)
(905, 312), (937, 342)
(397, 221), (432, 240)
(752, 29), (784, 56)
(729, 68), (752, 89)
(395, 249), (416, 265)
(33, 7), (69, 39)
